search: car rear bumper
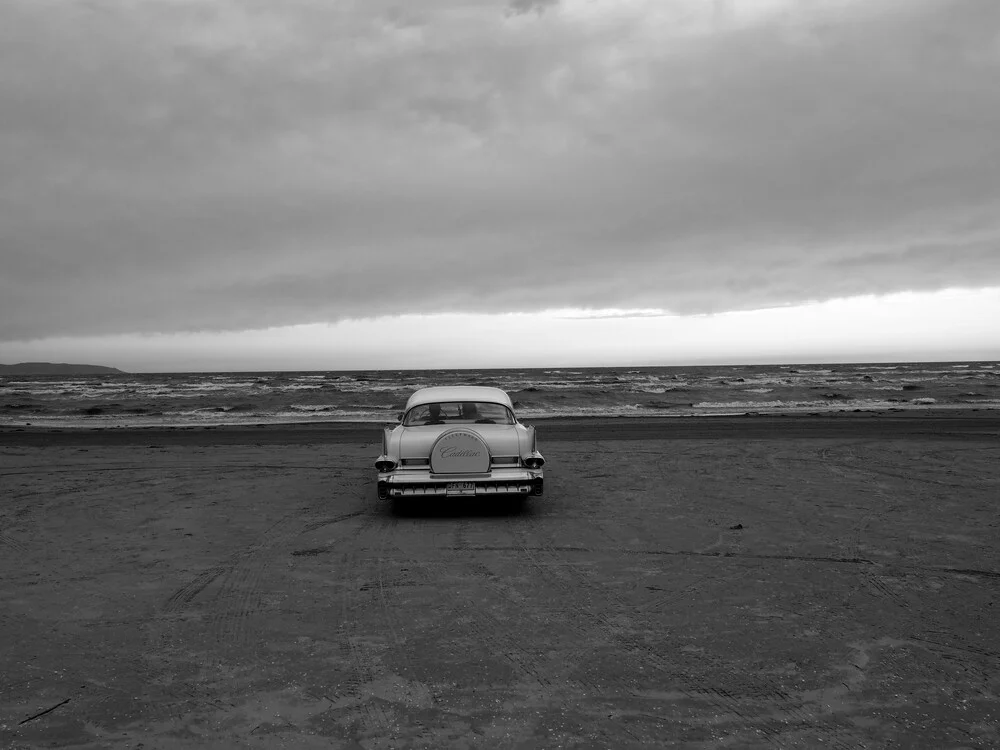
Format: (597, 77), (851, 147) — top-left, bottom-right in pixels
(377, 469), (543, 499)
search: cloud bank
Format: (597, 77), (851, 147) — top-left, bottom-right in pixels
(2, 0), (999, 342)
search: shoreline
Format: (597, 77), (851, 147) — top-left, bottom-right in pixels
(2, 409), (998, 446)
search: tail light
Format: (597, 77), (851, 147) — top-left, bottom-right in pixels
(375, 459), (397, 472)
(524, 456), (544, 470)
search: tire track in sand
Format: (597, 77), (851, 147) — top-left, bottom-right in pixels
(402, 513), (645, 747)
(827, 447), (1000, 673)
(503, 514), (859, 750)
(141, 503), (379, 729)
(155, 507), (372, 649)
(333, 509), (396, 738)
(210, 509), (372, 648)
(347, 511), (439, 748)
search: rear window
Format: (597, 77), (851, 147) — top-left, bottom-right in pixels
(403, 401), (514, 426)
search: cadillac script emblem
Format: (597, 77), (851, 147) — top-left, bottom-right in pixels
(431, 429), (490, 474)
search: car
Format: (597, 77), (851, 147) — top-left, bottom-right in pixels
(375, 386), (544, 501)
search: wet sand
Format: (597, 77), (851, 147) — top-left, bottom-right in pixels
(1, 413), (998, 748)
(3, 409), (1000, 446)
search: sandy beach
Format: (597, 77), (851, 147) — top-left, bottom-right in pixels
(2, 413), (998, 748)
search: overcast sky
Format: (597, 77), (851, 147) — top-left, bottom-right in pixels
(2, 0), (999, 370)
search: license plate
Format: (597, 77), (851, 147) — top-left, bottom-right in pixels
(446, 482), (476, 494)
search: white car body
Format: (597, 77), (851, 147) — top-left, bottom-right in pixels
(375, 386), (544, 500)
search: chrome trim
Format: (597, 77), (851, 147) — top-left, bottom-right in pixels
(389, 482), (534, 498)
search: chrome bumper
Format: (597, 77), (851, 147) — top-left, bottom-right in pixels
(377, 469), (543, 499)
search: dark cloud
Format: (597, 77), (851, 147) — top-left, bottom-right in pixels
(2, 0), (999, 342)
(507, 0), (559, 16)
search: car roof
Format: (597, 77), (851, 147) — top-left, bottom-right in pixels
(405, 386), (513, 410)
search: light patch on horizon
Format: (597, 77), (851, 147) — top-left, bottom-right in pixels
(1, 0), (999, 357)
(555, 308), (672, 319)
(3, 288), (997, 372)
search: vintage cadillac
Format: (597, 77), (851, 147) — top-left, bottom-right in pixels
(375, 386), (544, 500)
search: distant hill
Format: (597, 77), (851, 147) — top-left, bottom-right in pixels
(0, 362), (127, 375)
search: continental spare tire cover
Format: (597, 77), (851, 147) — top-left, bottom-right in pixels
(430, 429), (490, 474)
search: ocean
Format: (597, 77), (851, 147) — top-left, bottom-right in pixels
(2, 362), (998, 429)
